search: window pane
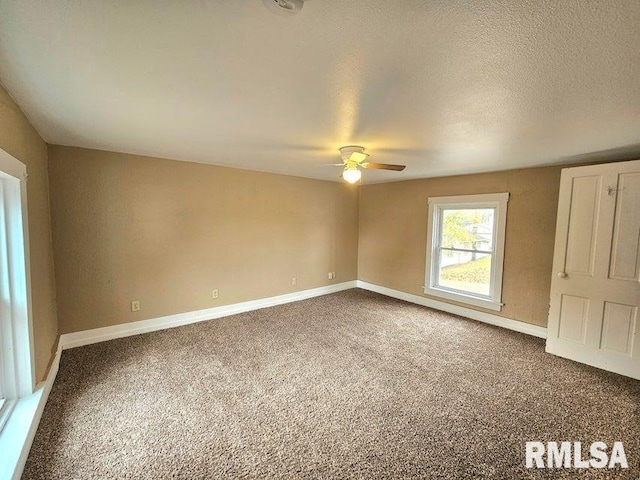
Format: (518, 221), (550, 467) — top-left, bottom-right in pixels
(441, 208), (494, 251)
(438, 251), (492, 296)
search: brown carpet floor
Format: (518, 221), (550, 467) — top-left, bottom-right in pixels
(23, 289), (640, 479)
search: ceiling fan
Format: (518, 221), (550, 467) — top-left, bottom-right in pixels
(334, 146), (406, 183)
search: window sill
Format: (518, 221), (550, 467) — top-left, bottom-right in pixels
(0, 388), (45, 479)
(423, 286), (503, 311)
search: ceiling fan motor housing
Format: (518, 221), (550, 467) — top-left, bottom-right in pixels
(339, 145), (366, 161)
(262, 0), (305, 16)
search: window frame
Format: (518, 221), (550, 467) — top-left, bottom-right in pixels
(424, 193), (509, 311)
(0, 148), (35, 426)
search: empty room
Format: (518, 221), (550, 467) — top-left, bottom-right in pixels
(0, 1), (639, 478)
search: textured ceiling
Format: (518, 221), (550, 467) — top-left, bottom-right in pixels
(1, 1), (639, 183)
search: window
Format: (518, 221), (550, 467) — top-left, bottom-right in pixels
(425, 193), (509, 311)
(0, 148), (34, 432)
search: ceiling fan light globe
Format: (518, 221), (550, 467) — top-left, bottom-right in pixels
(343, 168), (361, 184)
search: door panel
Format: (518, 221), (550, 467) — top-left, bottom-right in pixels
(558, 295), (589, 344)
(609, 172), (640, 282)
(565, 176), (601, 277)
(547, 160), (640, 380)
(600, 302), (637, 356)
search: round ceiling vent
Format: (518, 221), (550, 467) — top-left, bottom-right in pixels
(261, 0), (305, 16)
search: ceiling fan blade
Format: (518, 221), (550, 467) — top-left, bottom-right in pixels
(363, 162), (406, 171)
(321, 163), (347, 166)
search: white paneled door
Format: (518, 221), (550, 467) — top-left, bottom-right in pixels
(547, 160), (640, 380)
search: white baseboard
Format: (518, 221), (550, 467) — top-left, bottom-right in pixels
(0, 344), (61, 480)
(60, 281), (358, 350)
(356, 281), (547, 339)
(59, 279), (546, 351)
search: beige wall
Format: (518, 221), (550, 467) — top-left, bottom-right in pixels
(0, 84), (58, 382)
(48, 146), (359, 334)
(358, 166), (562, 327)
(48, 146), (563, 333)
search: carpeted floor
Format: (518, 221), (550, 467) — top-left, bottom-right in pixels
(24, 289), (640, 479)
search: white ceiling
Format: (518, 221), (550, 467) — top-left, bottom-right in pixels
(1, 1), (640, 183)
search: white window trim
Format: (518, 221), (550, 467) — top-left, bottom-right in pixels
(0, 148), (35, 412)
(424, 192), (509, 312)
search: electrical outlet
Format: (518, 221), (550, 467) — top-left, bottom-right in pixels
(328, 272), (333, 279)
(212, 289), (219, 299)
(131, 300), (140, 312)
(291, 277), (297, 286)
